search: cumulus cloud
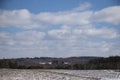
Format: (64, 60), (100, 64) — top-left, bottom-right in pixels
(76, 27), (119, 39)
(0, 32), (10, 38)
(0, 4), (120, 58)
(0, 9), (43, 29)
(36, 11), (93, 26)
(0, 5), (120, 29)
(0, 34), (119, 58)
(48, 25), (119, 39)
(93, 6), (120, 25)
(72, 2), (91, 11)
(0, 31), (46, 46)
(0, 9), (92, 29)
(1, 26), (119, 58)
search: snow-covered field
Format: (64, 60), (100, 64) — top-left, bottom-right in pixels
(47, 70), (120, 80)
(0, 69), (119, 80)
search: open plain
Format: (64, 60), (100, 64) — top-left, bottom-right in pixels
(0, 69), (120, 80)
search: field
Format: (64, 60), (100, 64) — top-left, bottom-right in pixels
(0, 69), (120, 80)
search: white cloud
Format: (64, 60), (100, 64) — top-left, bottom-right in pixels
(0, 32), (10, 38)
(101, 43), (110, 52)
(93, 6), (120, 25)
(0, 31), (46, 46)
(72, 2), (91, 11)
(48, 25), (119, 39)
(0, 4), (120, 58)
(0, 30), (120, 58)
(83, 27), (118, 39)
(48, 26), (72, 39)
(15, 31), (45, 40)
(36, 11), (92, 26)
(0, 5), (120, 29)
(14, 31), (46, 46)
(0, 36), (119, 58)
(0, 9), (42, 29)
(0, 9), (92, 29)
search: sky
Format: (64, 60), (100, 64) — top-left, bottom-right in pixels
(0, 0), (120, 58)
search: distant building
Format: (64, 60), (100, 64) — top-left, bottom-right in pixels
(48, 62), (52, 65)
(39, 61), (69, 65)
(64, 62), (69, 65)
(39, 61), (52, 65)
(39, 62), (46, 65)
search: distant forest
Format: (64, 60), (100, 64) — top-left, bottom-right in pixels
(0, 56), (120, 70)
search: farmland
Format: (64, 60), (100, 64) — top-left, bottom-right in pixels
(0, 69), (120, 80)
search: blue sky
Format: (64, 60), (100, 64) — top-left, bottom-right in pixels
(0, 0), (120, 58)
(0, 0), (120, 13)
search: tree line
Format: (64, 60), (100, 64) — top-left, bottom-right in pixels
(0, 56), (120, 70)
